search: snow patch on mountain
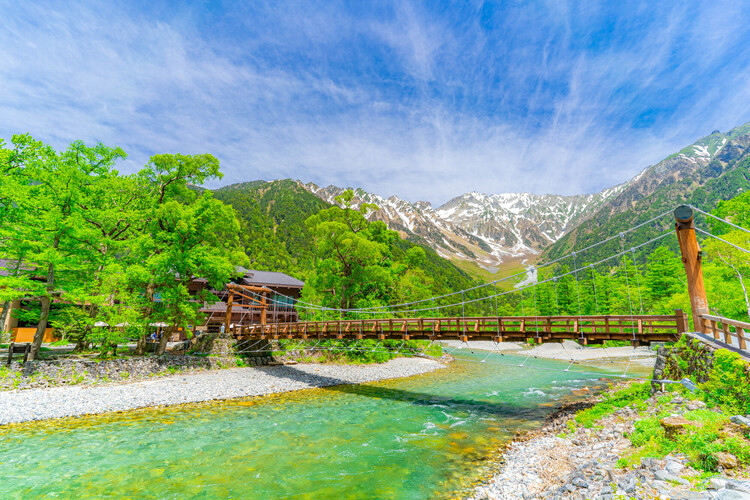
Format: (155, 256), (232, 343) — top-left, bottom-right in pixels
(302, 180), (629, 268)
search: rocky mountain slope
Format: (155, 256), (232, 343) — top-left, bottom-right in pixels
(541, 122), (750, 264)
(304, 122), (750, 271)
(303, 181), (628, 270)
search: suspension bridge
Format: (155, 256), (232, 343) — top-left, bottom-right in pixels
(231, 314), (686, 345)
(214, 205), (749, 355)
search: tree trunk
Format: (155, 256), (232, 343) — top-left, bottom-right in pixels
(0, 300), (10, 343)
(29, 296), (51, 361)
(737, 273), (750, 321)
(75, 332), (88, 352)
(156, 324), (174, 355)
(30, 236), (59, 361)
(135, 283), (156, 355)
(717, 252), (750, 321)
(134, 334), (147, 355)
(1, 259), (23, 343)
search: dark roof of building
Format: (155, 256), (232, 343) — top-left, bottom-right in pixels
(0, 259), (35, 277)
(236, 267), (305, 288)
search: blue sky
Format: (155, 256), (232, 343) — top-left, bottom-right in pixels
(2, 1), (750, 205)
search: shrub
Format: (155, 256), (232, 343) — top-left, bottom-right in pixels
(699, 349), (750, 414)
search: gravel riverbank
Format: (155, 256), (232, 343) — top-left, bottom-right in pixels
(441, 339), (657, 363)
(0, 357), (446, 425)
(470, 388), (750, 500)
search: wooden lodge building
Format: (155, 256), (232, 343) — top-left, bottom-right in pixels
(197, 267), (305, 332)
(1, 258), (305, 342)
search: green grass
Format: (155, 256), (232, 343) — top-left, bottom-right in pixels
(586, 340), (632, 349)
(50, 339), (74, 346)
(574, 347), (750, 473)
(574, 382), (650, 428)
(617, 408), (750, 472)
(268, 339), (441, 365)
(450, 257), (527, 288)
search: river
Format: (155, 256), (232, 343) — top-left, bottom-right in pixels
(0, 351), (649, 498)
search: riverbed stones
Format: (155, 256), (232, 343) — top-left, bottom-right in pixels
(661, 415), (699, 439)
(470, 385), (750, 500)
(716, 490), (750, 499)
(0, 357), (446, 425)
(716, 452), (740, 470)
(731, 415), (750, 430)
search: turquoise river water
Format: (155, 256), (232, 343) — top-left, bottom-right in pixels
(0, 351), (648, 498)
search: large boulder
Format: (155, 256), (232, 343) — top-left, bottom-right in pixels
(660, 416), (699, 439)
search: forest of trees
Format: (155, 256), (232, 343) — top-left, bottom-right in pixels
(1, 135), (749, 361)
(0, 135), (245, 358)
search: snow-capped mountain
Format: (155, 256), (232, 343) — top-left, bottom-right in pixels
(304, 122), (750, 269)
(543, 123), (750, 261)
(302, 182), (628, 268)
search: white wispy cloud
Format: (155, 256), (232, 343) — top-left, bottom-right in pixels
(1, 0), (749, 206)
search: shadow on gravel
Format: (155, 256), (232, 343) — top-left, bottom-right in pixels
(258, 364), (550, 420)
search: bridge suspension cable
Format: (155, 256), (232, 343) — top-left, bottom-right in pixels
(690, 205), (750, 236)
(227, 228), (674, 320)
(342, 208), (677, 313)
(694, 228), (750, 255)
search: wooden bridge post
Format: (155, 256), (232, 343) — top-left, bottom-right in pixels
(261, 293), (267, 326)
(225, 292), (233, 334)
(674, 206), (709, 332)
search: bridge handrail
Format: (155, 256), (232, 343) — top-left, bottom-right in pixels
(231, 312), (685, 344)
(699, 313), (750, 349)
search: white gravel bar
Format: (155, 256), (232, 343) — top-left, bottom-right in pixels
(0, 358), (445, 425)
(441, 339), (656, 361)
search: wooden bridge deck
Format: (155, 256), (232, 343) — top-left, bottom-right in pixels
(231, 312), (687, 345)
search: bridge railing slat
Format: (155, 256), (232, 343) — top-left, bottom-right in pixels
(230, 313), (683, 344)
(700, 314), (750, 349)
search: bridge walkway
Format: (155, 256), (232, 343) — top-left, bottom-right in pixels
(231, 311), (687, 345)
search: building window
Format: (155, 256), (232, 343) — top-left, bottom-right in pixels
(272, 294), (295, 308)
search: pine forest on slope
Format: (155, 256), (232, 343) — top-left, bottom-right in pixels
(211, 180), (478, 300)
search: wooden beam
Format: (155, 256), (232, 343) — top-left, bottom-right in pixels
(225, 292), (233, 333)
(260, 294), (267, 326)
(739, 327), (747, 350)
(675, 309), (686, 334)
(674, 206), (710, 331)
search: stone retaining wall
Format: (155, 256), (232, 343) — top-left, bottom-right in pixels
(652, 335), (716, 392)
(0, 354), (251, 391)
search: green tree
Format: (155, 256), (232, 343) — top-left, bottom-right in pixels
(712, 191), (750, 234)
(703, 192), (750, 321)
(131, 153), (245, 355)
(0, 135), (127, 359)
(644, 246), (684, 312)
(393, 247), (433, 316)
(304, 190), (397, 311)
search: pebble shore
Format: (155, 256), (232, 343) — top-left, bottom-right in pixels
(441, 339), (657, 362)
(471, 390), (750, 500)
(0, 357), (445, 425)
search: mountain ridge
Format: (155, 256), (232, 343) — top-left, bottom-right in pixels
(215, 120), (750, 277)
(301, 178), (631, 269)
(541, 122), (750, 263)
